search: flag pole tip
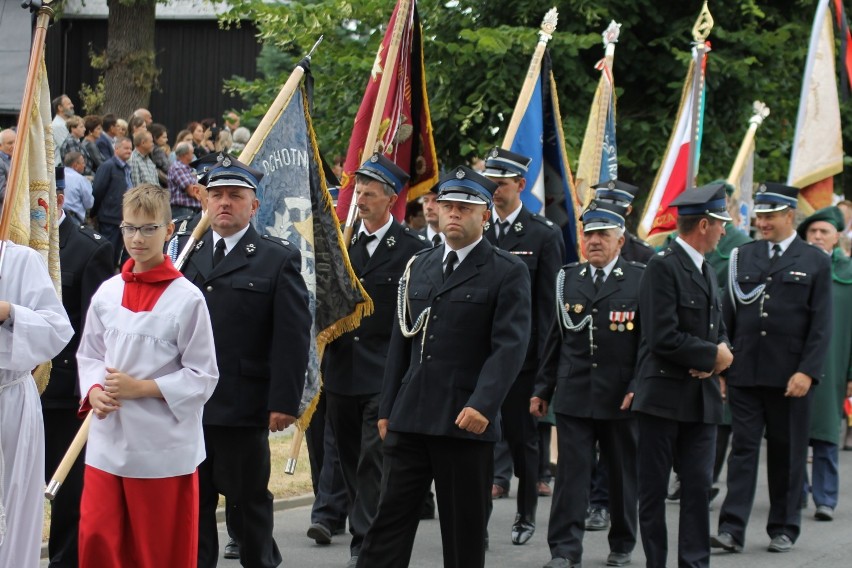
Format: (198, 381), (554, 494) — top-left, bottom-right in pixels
(692, 1), (714, 42)
(603, 21), (621, 47)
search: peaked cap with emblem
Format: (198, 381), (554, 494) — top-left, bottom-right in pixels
(190, 152), (223, 186)
(582, 200), (626, 232)
(356, 152), (410, 194)
(55, 166), (65, 192)
(482, 147), (532, 178)
(670, 182), (732, 222)
(205, 154), (265, 191)
(753, 182), (798, 213)
(436, 165), (497, 207)
(593, 179), (639, 206)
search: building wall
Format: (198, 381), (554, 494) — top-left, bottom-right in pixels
(45, 17), (261, 138)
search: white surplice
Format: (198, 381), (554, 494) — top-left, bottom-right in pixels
(0, 242), (72, 567)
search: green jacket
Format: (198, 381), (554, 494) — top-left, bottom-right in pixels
(809, 248), (852, 444)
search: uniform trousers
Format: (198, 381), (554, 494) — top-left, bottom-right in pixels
(79, 466), (198, 568)
(43, 408), (85, 567)
(198, 426), (281, 568)
(306, 393), (349, 531)
(357, 431), (493, 568)
(637, 413), (715, 568)
(325, 391), (383, 555)
(718, 385), (812, 544)
(490, 367), (538, 520)
(549, 414), (637, 561)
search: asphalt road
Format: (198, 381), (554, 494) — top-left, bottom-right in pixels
(42, 441), (852, 567)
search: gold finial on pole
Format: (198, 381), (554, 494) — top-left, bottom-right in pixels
(692, 1), (714, 43)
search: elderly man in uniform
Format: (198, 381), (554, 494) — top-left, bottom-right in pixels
(797, 206), (852, 522)
(482, 147), (564, 545)
(357, 166), (531, 568)
(177, 155), (312, 568)
(531, 200), (643, 568)
(712, 183), (832, 554)
(322, 153), (428, 567)
(580, 179), (652, 530)
(632, 183), (733, 568)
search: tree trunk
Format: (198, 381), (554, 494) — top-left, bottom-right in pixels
(102, 0), (158, 118)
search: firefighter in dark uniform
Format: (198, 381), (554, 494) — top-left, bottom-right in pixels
(712, 183), (832, 554)
(357, 166), (532, 568)
(178, 155), (312, 568)
(42, 170), (114, 568)
(632, 183), (733, 568)
(593, 179), (654, 264)
(322, 153), (428, 567)
(583, 179), (652, 530)
(531, 200), (642, 568)
(481, 147), (564, 545)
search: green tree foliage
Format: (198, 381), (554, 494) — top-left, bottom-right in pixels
(222, 0), (852, 199)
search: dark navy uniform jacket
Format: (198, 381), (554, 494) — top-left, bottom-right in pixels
(323, 221), (428, 396)
(632, 242), (727, 424)
(179, 224), (311, 426)
(723, 236), (832, 388)
(380, 239), (531, 442)
(535, 256), (644, 420)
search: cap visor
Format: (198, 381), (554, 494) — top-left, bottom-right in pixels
(708, 211), (733, 222)
(206, 178), (256, 190)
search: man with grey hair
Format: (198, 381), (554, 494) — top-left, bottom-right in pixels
(531, 200), (643, 568)
(129, 130), (158, 187)
(52, 95), (74, 165)
(168, 141), (202, 218)
(0, 129), (15, 196)
(132, 108), (153, 126)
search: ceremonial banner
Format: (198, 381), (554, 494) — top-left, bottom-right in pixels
(335, 0), (438, 223)
(5, 57), (58, 394)
(833, 0), (852, 96)
(733, 140), (755, 234)
(508, 51), (580, 262)
(788, 0), (843, 212)
(638, 48), (707, 244)
(246, 84), (373, 428)
(577, 22), (620, 205)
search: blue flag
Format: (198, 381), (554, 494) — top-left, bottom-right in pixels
(599, 89), (618, 183)
(509, 51), (579, 262)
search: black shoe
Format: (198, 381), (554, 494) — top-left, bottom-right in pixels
(710, 532), (742, 553)
(606, 552), (631, 566)
(584, 507), (610, 531)
(511, 514), (535, 545)
(767, 534), (793, 553)
(223, 538), (240, 559)
(543, 558), (581, 568)
(307, 522), (333, 545)
(666, 475), (681, 501)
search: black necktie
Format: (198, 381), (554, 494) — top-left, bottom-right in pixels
(771, 243), (782, 258)
(444, 251), (458, 281)
(497, 220), (510, 245)
(594, 269), (604, 291)
(350, 233), (376, 269)
(702, 262), (715, 290)
(432, 234), (442, 247)
(213, 239), (226, 267)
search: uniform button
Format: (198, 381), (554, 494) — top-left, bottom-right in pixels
(762, 312), (768, 318)
(353, 336), (360, 342)
(206, 285), (213, 292)
(764, 294), (770, 300)
(359, 278), (365, 283)
(592, 308), (599, 314)
(426, 355), (432, 361)
(690, 300), (695, 304)
(766, 276), (772, 282)
(414, 291), (419, 296)
(387, 277), (393, 282)
(428, 335), (435, 340)
(592, 363), (598, 368)
(660, 369), (666, 374)
(63, 359), (70, 364)
(710, 324), (714, 329)
(436, 296), (441, 301)
(466, 294), (472, 299)
(760, 331), (767, 336)
(249, 282), (254, 287)
(432, 315), (437, 321)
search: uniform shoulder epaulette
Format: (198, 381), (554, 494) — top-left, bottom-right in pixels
(657, 247), (674, 257)
(78, 225), (107, 244)
(172, 214), (196, 236)
(402, 226), (427, 242)
(260, 234), (292, 248)
(630, 233), (652, 248)
(494, 247), (524, 264)
(530, 213), (558, 230)
(627, 260), (647, 269)
(562, 261), (581, 270)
